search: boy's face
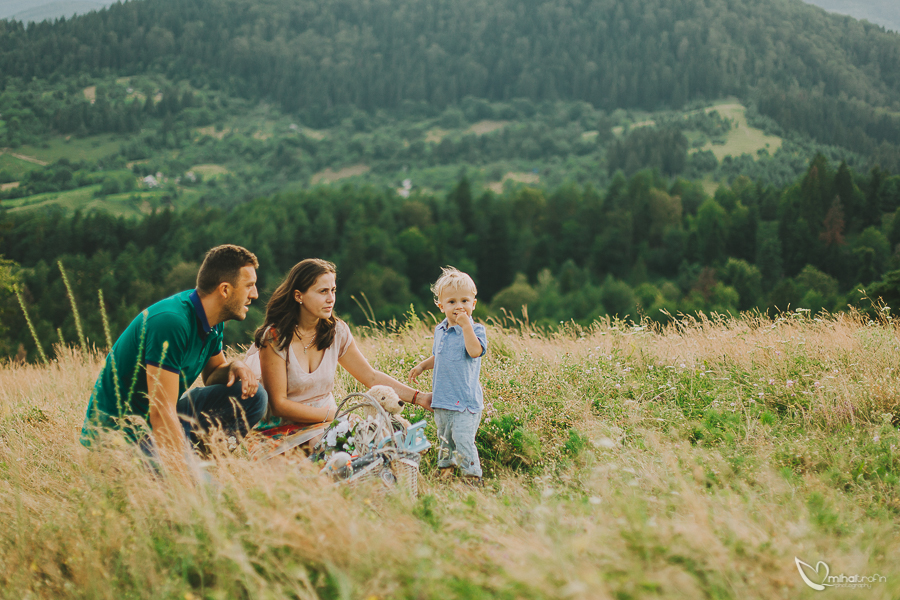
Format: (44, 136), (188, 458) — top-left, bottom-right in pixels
(437, 285), (477, 325)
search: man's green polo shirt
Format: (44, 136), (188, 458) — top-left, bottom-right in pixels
(80, 290), (224, 445)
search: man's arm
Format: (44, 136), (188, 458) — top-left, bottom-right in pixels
(146, 365), (190, 478)
(201, 351), (258, 399)
(201, 351), (227, 384)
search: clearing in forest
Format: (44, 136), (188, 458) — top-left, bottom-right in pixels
(487, 171), (540, 193)
(301, 127), (327, 140)
(189, 164), (230, 179)
(195, 126), (232, 140)
(466, 120), (509, 135)
(425, 128), (448, 144)
(693, 102), (783, 160)
(611, 119), (656, 136)
(311, 164), (371, 185)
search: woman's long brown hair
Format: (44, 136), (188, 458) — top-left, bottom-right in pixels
(253, 258), (338, 357)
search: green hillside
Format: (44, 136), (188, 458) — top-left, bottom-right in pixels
(2, 0), (900, 364)
(0, 0), (899, 164)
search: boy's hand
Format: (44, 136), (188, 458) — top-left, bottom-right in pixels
(408, 365), (423, 384)
(454, 308), (473, 328)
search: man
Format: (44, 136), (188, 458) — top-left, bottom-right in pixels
(81, 244), (267, 475)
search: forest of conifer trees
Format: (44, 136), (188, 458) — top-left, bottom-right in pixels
(1, 0), (899, 166)
(2, 156), (900, 362)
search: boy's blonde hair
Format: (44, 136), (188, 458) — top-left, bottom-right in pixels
(431, 266), (477, 306)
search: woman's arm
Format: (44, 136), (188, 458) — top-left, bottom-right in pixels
(339, 340), (433, 410)
(260, 343), (335, 423)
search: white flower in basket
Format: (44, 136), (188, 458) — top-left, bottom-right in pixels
(316, 389), (431, 497)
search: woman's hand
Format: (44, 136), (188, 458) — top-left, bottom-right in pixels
(416, 391), (434, 412)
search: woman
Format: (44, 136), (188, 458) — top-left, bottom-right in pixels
(247, 258), (431, 438)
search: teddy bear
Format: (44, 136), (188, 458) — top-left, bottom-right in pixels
(366, 385), (412, 430)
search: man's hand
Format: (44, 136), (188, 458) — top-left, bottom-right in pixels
(417, 391), (434, 412)
(226, 359), (258, 399)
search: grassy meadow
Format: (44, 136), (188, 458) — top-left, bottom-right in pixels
(693, 103), (783, 162)
(1, 311), (899, 599)
(2, 90), (828, 219)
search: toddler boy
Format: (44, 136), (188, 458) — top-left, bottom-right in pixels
(409, 267), (487, 484)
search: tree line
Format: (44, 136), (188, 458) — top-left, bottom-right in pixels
(2, 155), (900, 361)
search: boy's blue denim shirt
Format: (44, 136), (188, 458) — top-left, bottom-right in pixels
(430, 318), (487, 413)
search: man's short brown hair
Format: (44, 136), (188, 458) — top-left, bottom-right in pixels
(196, 245), (259, 295)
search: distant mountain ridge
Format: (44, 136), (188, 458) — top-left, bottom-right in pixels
(0, 0), (113, 23)
(0, 0), (898, 164)
(803, 0), (900, 33)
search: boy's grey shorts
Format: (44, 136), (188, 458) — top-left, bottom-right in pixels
(434, 407), (482, 477)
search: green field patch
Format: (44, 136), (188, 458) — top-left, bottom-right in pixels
(4, 181), (203, 217)
(612, 119), (656, 136)
(190, 164), (230, 179)
(4, 185), (102, 212)
(692, 103), (782, 160)
(311, 164), (370, 185)
(0, 153), (40, 179)
(16, 134), (123, 163)
(301, 127), (327, 140)
(195, 126), (232, 140)
(466, 120), (509, 136)
(425, 128), (449, 144)
(486, 171), (540, 194)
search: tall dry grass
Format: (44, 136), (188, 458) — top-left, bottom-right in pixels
(1, 312), (899, 599)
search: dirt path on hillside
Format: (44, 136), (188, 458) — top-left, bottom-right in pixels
(0, 149), (49, 166)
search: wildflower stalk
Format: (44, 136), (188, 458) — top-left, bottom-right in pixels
(126, 310), (149, 406)
(57, 328), (65, 347)
(58, 261), (87, 352)
(14, 285), (48, 365)
(98, 288), (128, 413)
(98, 289), (113, 350)
(111, 352), (122, 414)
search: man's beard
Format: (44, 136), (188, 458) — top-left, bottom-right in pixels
(222, 295), (247, 321)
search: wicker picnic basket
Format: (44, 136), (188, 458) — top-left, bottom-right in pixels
(314, 392), (423, 497)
